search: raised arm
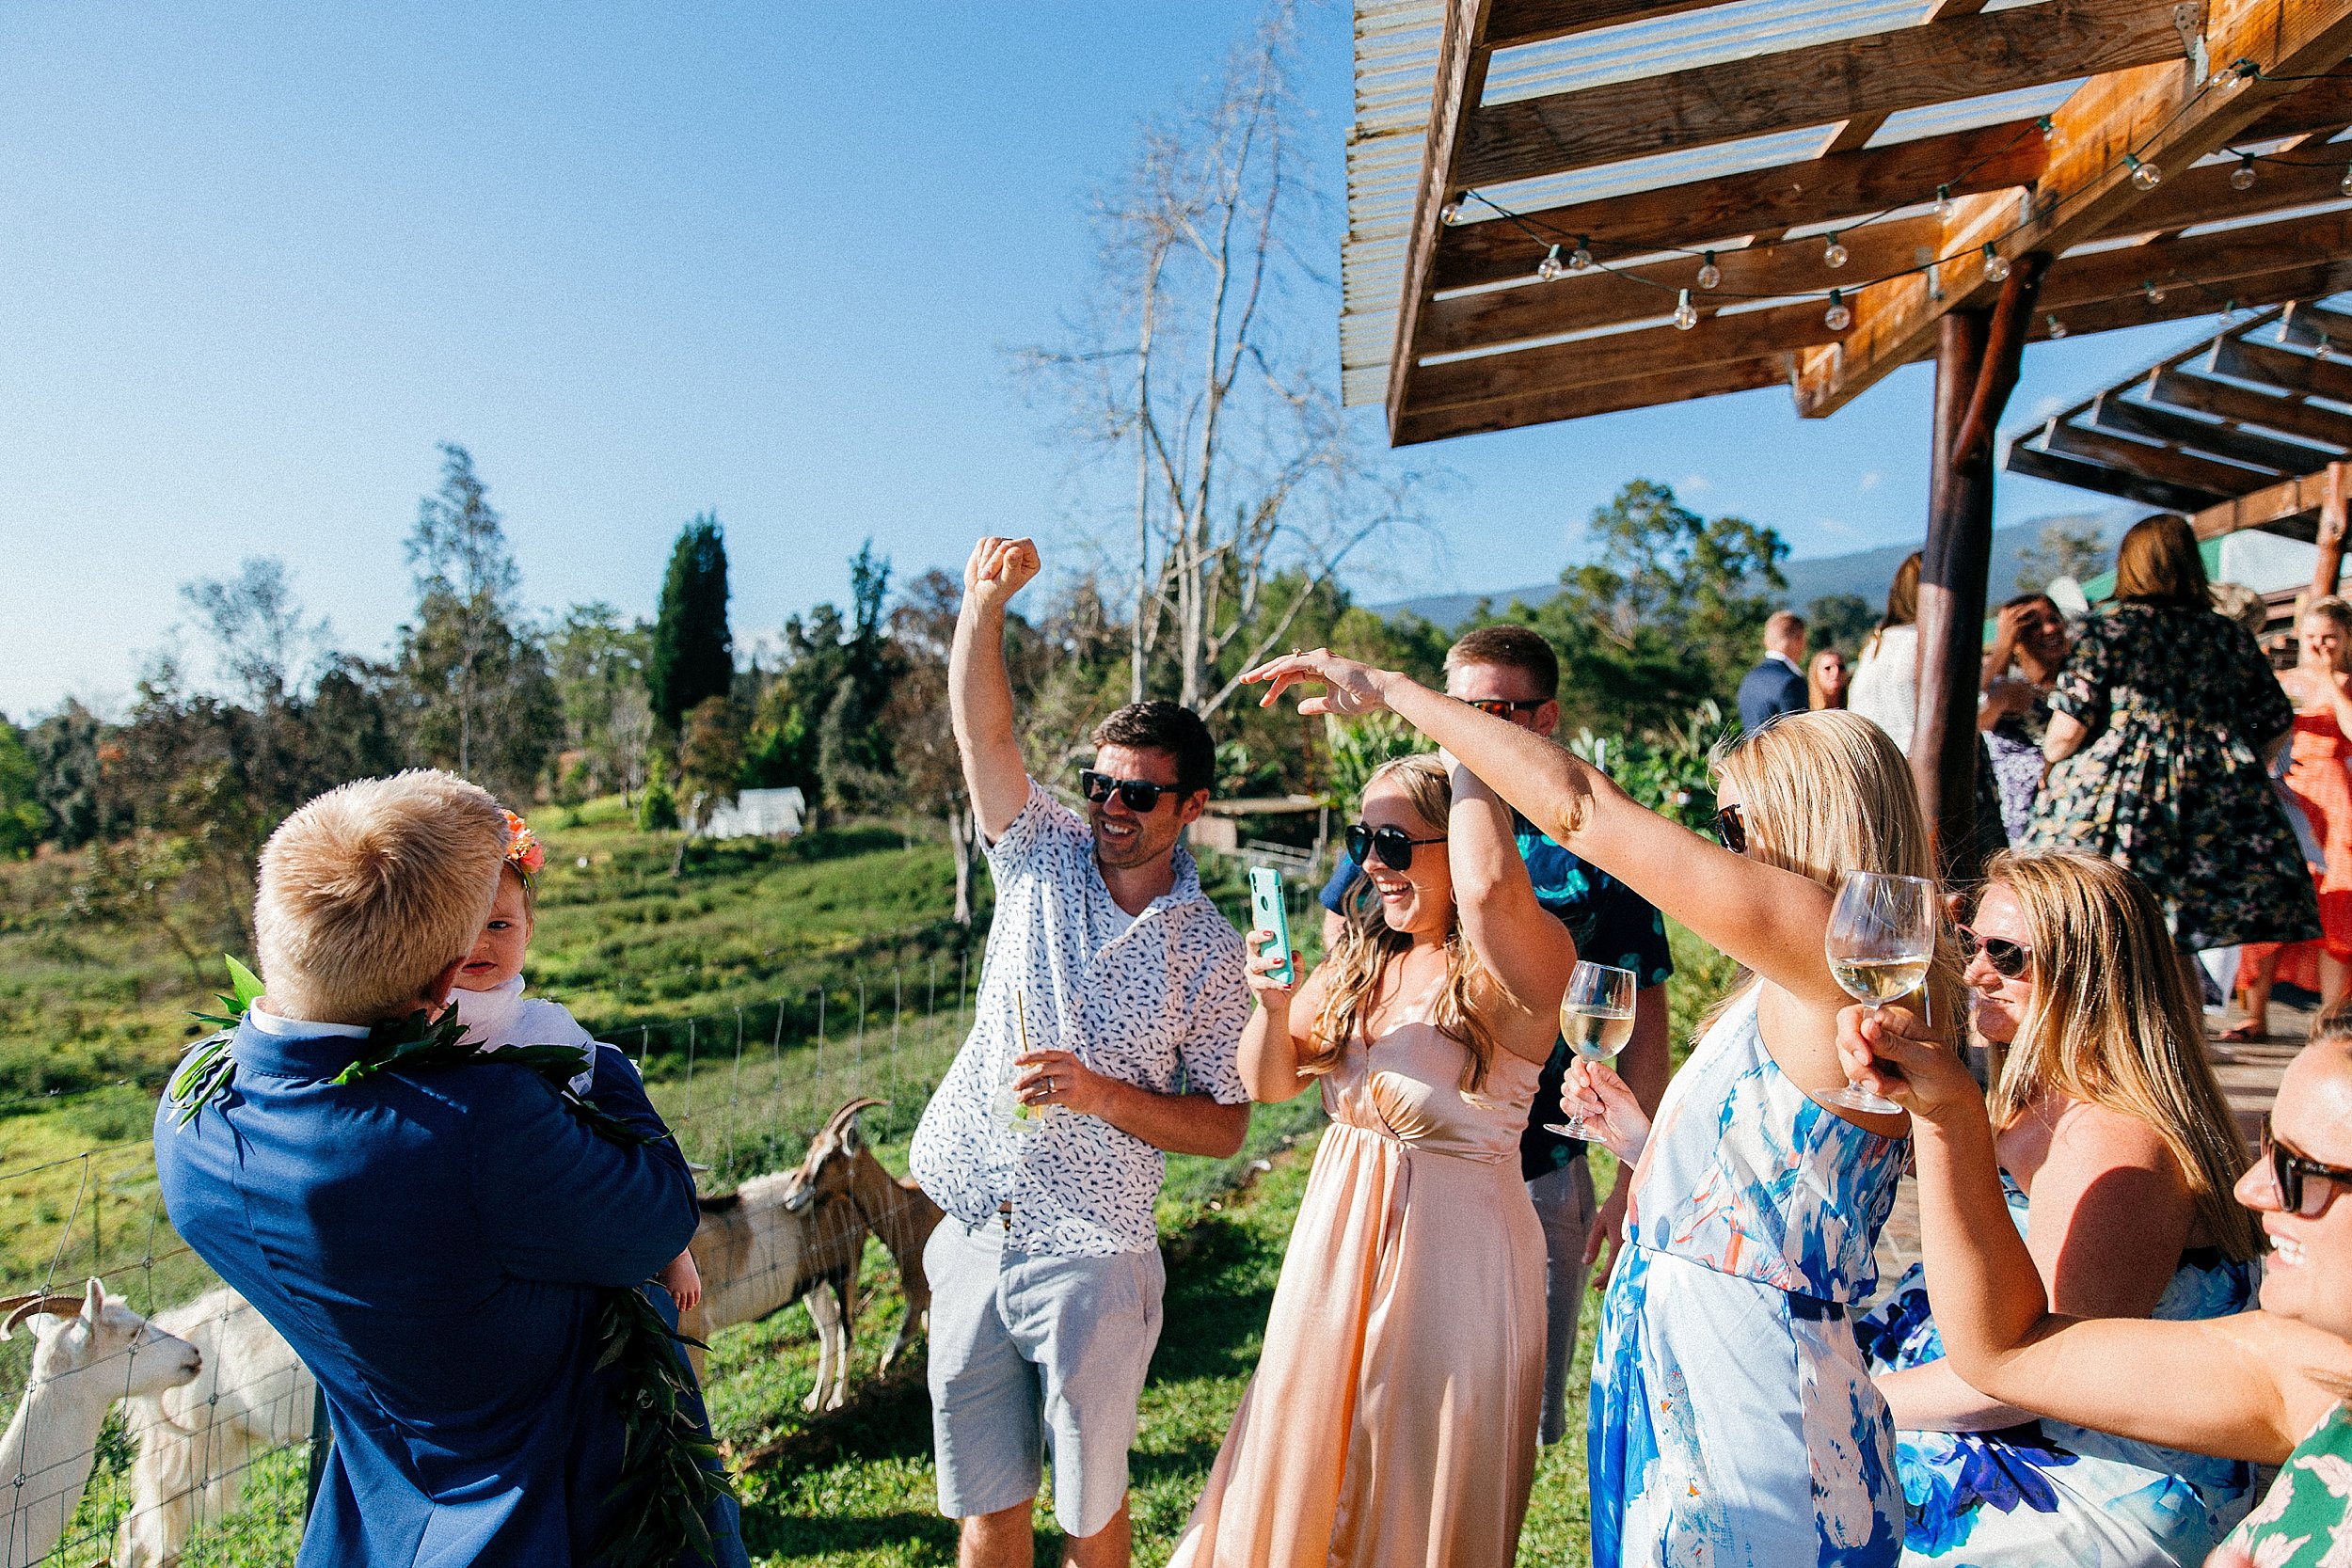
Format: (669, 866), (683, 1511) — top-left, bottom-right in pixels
(1447, 755), (1576, 1060)
(1246, 652), (1842, 1009)
(951, 537), (1042, 840)
(1842, 1006), (2332, 1462)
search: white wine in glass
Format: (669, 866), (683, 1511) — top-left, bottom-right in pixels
(1545, 960), (1639, 1138)
(1823, 870), (1938, 1114)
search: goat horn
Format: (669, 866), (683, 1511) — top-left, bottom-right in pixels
(2, 1296), (86, 1337)
(822, 1097), (886, 1138)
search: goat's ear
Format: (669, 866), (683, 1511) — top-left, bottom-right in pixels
(82, 1278), (106, 1321)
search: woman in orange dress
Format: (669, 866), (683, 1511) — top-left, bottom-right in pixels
(1168, 752), (1576, 1568)
(2233, 594), (2352, 1038)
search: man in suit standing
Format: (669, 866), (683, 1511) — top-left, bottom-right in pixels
(1736, 610), (1811, 733)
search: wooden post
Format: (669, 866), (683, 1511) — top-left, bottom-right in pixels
(1912, 253), (2047, 879)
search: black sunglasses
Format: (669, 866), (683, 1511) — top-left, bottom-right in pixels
(1711, 804), (1747, 854)
(1345, 822), (1447, 872)
(1956, 925), (2032, 980)
(2262, 1114), (2352, 1218)
(1465, 697), (1548, 720)
(1080, 769), (1176, 813)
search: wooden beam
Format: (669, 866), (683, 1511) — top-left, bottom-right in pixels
(1456, 0), (2188, 188)
(2189, 464), (2351, 534)
(2007, 438), (2230, 511)
(1419, 217), (1935, 355)
(2042, 419), (2267, 495)
(2106, 152), (2352, 234)
(1792, 0), (2352, 418)
(1430, 121), (2045, 293)
(2090, 393), (2331, 474)
(1408, 297), (1846, 411)
(1386, 0), (1499, 446)
(2280, 298), (2352, 348)
(1917, 309), (1999, 877)
(2042, 207), (2352, 310)
(2149, 363), (2352, 449)
(2215, 332), (2352, 403)
(1484, 0), (1735, 49)
(1393, 356), (1789, 444)
(2037, 258), (2352, 338)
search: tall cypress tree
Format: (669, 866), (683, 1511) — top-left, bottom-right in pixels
(646, 514), (733, 734)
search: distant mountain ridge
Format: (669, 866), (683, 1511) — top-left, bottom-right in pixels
(1370, 507), (2139, 630)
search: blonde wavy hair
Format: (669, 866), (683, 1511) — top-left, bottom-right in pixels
(1978, 850), (2263, 1261)
(1308, 754), (1504, 1094)
(1710, 708), (1965, 1028)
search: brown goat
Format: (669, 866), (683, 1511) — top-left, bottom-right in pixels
(796, 1097), (945, 1373)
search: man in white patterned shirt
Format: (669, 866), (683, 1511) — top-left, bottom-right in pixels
(908, 535), (1252, 1568)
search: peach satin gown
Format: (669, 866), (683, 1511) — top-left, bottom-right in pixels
(1169, 989), (1546, 1568)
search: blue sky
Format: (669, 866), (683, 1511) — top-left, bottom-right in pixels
(0, 2), (2215, 719)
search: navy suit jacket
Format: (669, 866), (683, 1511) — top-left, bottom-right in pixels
(1737, 656), (1810, 733)
(154, 1019), (744, 1568)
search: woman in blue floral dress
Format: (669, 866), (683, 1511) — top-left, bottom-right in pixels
(1855, 851), (2263, 1566)
(2026, 513), (2316, 954)
(1246, 645), (1948, 1568)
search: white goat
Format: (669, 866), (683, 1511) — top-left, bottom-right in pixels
(114, 1286), (311, 1568)
(685, 1099), (872, 1410)
(0, 1279), (200, 1568)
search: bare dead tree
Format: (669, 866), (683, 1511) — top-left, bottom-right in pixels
(1016, 3), (1422, 716)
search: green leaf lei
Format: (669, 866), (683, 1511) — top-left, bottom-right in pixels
(168, 958), (734, 1568)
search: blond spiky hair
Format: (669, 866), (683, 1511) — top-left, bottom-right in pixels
(253, 770), (509, 1022)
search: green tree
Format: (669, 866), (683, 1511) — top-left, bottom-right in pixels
(2015, 517), (2112, 594)
(25, 701), (119, 849)
(1805, 593), (1877, 655)
(678, 695), (745, 823)
(646, 515), (733, 735)
(744, 541), (904, 816)
(0, 715), (44, 856)
(549, 603), (653, 799)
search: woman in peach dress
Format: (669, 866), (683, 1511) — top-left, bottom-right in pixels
(1168, 751), (1576, 1568)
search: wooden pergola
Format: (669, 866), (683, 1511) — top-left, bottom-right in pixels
(1346, 0), (2352, 869)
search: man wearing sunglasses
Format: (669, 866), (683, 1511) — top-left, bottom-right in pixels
(908, 536), (1254, 1568)
(1314, 623), (1674, 1448)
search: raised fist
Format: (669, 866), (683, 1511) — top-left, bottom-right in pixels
(964, 536), (1041, 612)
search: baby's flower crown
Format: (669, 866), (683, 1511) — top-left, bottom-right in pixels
(503, 810), (546, 887)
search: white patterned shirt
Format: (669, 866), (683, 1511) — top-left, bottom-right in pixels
(909, 781), (1251, 1256)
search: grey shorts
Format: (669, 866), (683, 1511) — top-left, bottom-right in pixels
(923, 1217), (1165, 1539)
(1528, 1156), (1599, 1446)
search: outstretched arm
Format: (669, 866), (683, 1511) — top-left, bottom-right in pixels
(1840, 1006), (2337, 1462)
(1447, 755), (1577, 1060)
(1246, 652), (1841, 1009)
(951, 537), (1041, 841)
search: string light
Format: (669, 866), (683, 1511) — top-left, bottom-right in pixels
(2037, 115), (2059, 145)
(2232, 153), (2258, 190)
(2144, 279), (2167, 304)
(2210, 57), (2259, 89)
(2340, 162), (2352, 196)
(2045, 314), (2068, 339)
(1823, 231), (1849, 269)
(1824, 289), (1852, 331)
(1569, 236), (1593, 271)
(1674, 289), (1698, 330)
(1981, 243), (2010, 282)
(2123, 153), (2161, 190)
(1536, 244), (1566, 281)
(1695, 251), (1722, 290)
(1932, 184), (1954, 219)
(1440, 198), (1465, 225)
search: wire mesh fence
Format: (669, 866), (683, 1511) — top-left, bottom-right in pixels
(0, 924), (988, 1567)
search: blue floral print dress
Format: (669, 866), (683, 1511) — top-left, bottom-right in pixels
(1857, 1172), (2256, 1566)
(1589, 986), (1910, 1567)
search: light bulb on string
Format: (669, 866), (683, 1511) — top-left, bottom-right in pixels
(2045, 313), (2068, 340)
(2144, 279), (2167, 305)
(2340, 162), (2352, 197)
(1823, 232), (1848, 269)
(2037, 116), (2059, 146)
(1932, 184), (1954, 219)
(2210, 57), (2258, 89)
(2124, 153), (2161, 190)
(1536, 245), (1566, 282)
(1981, 243), (2010, 283)
(1569, 236), (1593, 271)
(2232, 154), (2258, 190)
(1440, 198), (1466, 225)
(1674, 289), (1698, 331)
(1695, 251), (1722, 290)
(1824, 289), (1851, 332)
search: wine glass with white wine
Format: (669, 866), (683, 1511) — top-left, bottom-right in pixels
(1544, 960), (1639, 1138)
(1823, 869), (1938, 1114)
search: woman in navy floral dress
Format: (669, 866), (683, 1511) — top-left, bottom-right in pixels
(2025, 513), (2317, 954)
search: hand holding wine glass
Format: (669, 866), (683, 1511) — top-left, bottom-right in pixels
(1545, 960), (1638, 1138)
(1822, 870), (1939, 1114)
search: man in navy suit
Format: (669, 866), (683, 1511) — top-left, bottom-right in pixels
(153, 770), (744, 1567)
(1736, 610), (1812, 733)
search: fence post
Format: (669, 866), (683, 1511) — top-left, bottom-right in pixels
(303, 1385), (332, 1523)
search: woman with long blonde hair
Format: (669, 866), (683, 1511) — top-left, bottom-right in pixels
(1247, 646), (1949, 1568)
(1854, 850), (2260, 1565)
(1169, 751), (1576, 1568)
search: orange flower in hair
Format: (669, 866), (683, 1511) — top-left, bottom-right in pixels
(502, 810), (546, 885)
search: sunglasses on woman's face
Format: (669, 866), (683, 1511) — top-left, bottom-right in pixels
(1710, 804), (1747, 854)
(1345, 822), (1448, 872)
(2262, 1114), (2352, 1219)
(1956, 925), (2032, 980)
(1080, 769), (1174, 813)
